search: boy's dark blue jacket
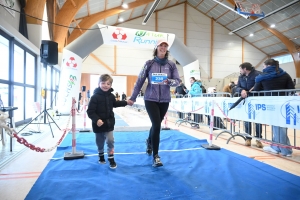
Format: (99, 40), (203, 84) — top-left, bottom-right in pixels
(87, 87), (127, 133)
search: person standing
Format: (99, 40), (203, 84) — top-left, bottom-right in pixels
(87, 74), (129, 169)
(185, 77), (202, 128)
(121, 92), (127, 101)
(175, 79), (187, 119)
(235, 62), (263, 148)
(253, 59), (295, 156)
(127, 40), (180, 167)
(175, 79), (187, 97)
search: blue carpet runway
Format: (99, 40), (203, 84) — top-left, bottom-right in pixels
(25, 130), (300, 200)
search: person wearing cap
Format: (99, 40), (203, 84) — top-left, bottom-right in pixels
(127, 40), (180, 167)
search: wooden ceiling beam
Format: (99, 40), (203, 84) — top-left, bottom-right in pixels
(90, 53), (114, 73)
(226, 0), (300, 77)
(54, 0), (88, 52)
(67, 0), (154, 45)
(25, 0), (47, 25)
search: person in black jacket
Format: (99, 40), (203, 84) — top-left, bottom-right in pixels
(87, 74), (129, 169)
(175, 79), (186, 119)
(236, 62), (263, 148)
(253, 59), (295, 156)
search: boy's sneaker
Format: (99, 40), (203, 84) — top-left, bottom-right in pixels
(108, 155), (117, 169)
(152, 155), (163, 167)
(146, 139), (152, 156)
(98, 153), (106, 164)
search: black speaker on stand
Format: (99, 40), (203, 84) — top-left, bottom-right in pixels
(18, 41), (60, 137)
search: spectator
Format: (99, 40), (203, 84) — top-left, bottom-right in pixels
(230, 80), (238, 97)
(121, 92), (127, 101)
(175, 79), (187, 97)
(236, 62), (263, 148)
(115, 92), (120, 101)
(185, 77), (202, 128)
(175, 79), (187, 119)
(127, 40), (180, 167)
(222, 82), (234, 97)
(253, 59), (295, 156)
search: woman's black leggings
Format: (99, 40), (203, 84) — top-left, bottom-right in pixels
(144, 100), (169, 157)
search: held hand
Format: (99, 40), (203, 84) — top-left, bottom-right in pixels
(241, 90), (248, 98)
(97, 119), (104, 127)
(127, 99), (134, 106)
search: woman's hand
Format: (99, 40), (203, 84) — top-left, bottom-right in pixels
(127, 99), (134, 106)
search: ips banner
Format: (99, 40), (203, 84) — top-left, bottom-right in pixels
(57, 49), (82, 114)
(169, 96), (300, 130)
(98, 24), (175, 49)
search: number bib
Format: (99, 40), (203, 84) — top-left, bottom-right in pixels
(151, 73), (167, 84)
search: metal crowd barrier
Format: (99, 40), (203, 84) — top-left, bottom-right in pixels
(132, 89), (300, 153)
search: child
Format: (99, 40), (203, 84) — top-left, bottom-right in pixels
(87, 74), (129, 169)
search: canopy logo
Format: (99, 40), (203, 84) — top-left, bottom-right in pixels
(66, 57), (77, 68)
(112, 28), (127, 41)
(135, 31), (147, 37)
(280, 100), (300, 126)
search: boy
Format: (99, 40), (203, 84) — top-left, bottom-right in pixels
(87, 74), (130, 169)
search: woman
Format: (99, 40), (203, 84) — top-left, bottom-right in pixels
(186, 77), (202, 128)
(253, 59), (295, 157)
(128, 40), (180, 167)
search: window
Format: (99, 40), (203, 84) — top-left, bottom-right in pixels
(0, 30), (38, 126)
(0, 35), (9, 80)
(272, 54), (293, 64)
(14, 44), (25, 83)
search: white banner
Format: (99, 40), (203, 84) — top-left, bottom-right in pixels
(169, 96), (300, 129)
(57, 49), (83, 114)
(98, 24), (175, 49)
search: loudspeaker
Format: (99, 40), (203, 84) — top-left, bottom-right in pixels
(40, 40), (58, 65)
(82, 86), (86, 92)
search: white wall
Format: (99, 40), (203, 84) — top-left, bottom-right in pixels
(90, 75), (127, 96)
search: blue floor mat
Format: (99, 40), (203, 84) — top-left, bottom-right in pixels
(25, 130), (300, 200)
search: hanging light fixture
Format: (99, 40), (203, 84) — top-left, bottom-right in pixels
(142, 0), (162, 25)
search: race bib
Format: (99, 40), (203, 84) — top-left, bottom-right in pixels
(151, 73), (167, 84)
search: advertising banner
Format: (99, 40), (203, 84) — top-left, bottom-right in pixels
(169, 96), (300, 129)
(98, 24), (175, 49)
(57, 49), (82, 114)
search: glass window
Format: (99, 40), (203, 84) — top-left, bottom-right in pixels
(14, 44), (25, 83)
(47, 65), (51, 89)
(0, 35), (9, 80)
(41, 65), (46, 88)
(25, 87), (35, 119)
(273, 54), (293, 64)
(26, 52), (35, 85)
(56, 71), (60, 90)
(0, 83), (9, 107)
(13, 85), (24, 122)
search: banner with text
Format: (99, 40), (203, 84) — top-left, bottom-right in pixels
(57, 49), (83, 114)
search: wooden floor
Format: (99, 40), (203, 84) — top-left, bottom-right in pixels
(0, 106), (299, 200)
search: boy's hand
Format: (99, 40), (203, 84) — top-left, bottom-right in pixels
(97, 119), (104, 127)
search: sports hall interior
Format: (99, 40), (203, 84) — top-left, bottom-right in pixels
(0, 0), (300, 199)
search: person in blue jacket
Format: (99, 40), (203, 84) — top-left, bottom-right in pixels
(185, 77), (202, 128)
(128, 40), (180, 167)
